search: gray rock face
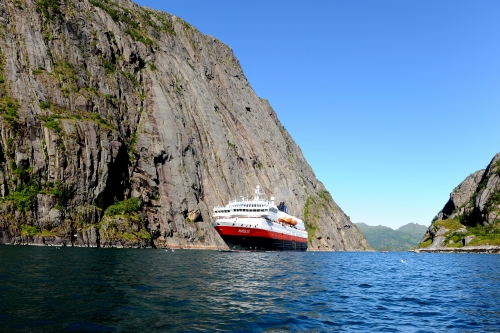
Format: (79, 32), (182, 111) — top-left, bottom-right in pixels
(439, 170), (484, 220)
(428, 236), (446, 249)
(466, 153), (500, 225)
(463, 235), (475, 246)
(39, 208), (63, 229)
(438, 152), (500, 225)
(0, 0), (370, 250)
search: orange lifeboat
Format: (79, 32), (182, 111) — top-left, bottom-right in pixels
(278, 216), (297, 226)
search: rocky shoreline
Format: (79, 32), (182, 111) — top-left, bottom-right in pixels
(413, 246), (500, 254)
(1, 241), (377, 252)
(0, 243), (227, 250)
(0, 234), (231, 249)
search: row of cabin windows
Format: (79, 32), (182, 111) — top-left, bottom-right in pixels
(216, 209), (271, 213)
(216, 207), (278, 214)
(234, 203), (266, 208)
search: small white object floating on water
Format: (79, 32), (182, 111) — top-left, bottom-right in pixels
(401, 259), (406, 264)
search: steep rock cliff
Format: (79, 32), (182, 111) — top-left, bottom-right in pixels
(0, 0), (370, 250)
(418, 153), (500, 249)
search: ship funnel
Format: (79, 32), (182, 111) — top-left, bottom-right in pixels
(270, 196), (275, 206)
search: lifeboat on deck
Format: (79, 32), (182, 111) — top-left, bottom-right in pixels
(278, 217), (297, 226)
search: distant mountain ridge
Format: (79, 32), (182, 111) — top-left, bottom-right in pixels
(355, 223), (428, 251)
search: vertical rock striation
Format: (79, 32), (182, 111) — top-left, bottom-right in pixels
(0, 0), (370, 250)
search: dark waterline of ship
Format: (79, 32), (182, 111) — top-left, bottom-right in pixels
(1, 246), (500, 332)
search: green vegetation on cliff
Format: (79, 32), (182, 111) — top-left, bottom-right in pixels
(99, 197), (151, 245)
(89, 0), (175, 43)
(36, 0), (62, 21)
(105, 197), (141, 216)
(418, 218), (500, 248)
(0, 49), (20, 131)
(303, 190), (330, 243)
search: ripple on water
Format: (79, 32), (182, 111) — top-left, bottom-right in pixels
(358, 283), (373, 288)
(1, 248), (500, 332)
(67, 322), (116, 332)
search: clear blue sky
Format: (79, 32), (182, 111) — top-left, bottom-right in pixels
(136, 0), (500, 229)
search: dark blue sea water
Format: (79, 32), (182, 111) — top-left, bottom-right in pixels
(1, 247), (499, 332)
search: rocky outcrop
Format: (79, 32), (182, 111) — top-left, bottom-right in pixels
(442, 152), (500, 226)
(0, 0), (370, 250)
(439, 170), (485, 220)
(418, 152), (500, 250)
(415, 245), (500, 254)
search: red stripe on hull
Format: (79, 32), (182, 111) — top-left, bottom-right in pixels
(214, 226), (308, 244)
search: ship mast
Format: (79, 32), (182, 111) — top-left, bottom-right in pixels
(254, 185), (261, 201)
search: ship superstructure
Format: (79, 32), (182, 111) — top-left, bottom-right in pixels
(212, 186), (308, 251)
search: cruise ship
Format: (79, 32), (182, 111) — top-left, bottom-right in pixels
(212, 186), (308, 251)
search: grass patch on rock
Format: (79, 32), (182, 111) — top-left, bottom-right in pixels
(485, 189), (500, 213)
(21, 224), (39, 237)
(6, 183), (39, 212)
(39, 229), (56, 237)
(0, 97), (20, 131)
(36, 0), (62, 21)
(125, 29), (153, 46)
(439, 219), (500, 247)
(105, 197), (141, 216)
(468, 238), (500, 246)
(121, 229), (151, 242)
(419, 239), (432, 248)
(98, 197), (151, 245)
(446, 242), (463, 248)
(464, 223), (500, 246)
(434, 218), (464, 232)
(303, 190), (331, 243)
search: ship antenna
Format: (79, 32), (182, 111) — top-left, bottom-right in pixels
(254, 185), (261, 201)
(252, 185), (264, 202)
